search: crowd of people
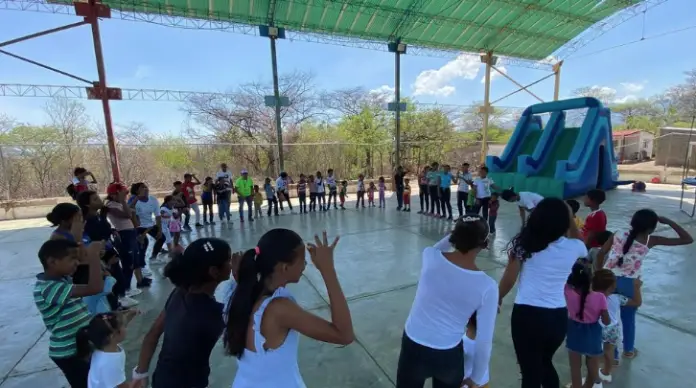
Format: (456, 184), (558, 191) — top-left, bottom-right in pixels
(33, 164), (692, 388)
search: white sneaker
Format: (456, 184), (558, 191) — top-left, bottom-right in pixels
(141, 268), (153, 277)
(125, 288), (142, 297)
(119, 296), (139, 308)
(149, 257), (168, 265)
(598, 369), (612, 383)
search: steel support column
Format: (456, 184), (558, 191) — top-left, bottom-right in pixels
(394, 48), (402, 168)
(553, 60), (563, 101)
(270, 36), (284, 174)
(480, 52), (494, 164)
(83, 0), (120, 181)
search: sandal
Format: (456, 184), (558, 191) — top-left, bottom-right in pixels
(623, 349), (639, 359)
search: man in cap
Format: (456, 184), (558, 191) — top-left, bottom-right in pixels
(234, 169), (254, 222)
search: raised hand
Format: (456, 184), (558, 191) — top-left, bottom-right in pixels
(306, 231), (340, 273)
(70, 212), (84, 240)
(83, 241), (105, 263)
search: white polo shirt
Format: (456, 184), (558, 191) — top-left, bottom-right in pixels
(517, 191), (543, 210)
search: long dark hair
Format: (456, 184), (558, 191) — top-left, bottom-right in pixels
(507, 197), (570, 261)
(567, 262), (591, 321)
(46, 202), (80, 226)
(163, 238), (232, 289)
(77, 190), (109, 221)
(618, 209), (658, 266)
(224, 228), (304, 358)
(76, 312), (121, 358)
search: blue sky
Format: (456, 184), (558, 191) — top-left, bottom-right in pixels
(1, 0), (695, 134)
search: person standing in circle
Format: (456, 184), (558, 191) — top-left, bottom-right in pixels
(181, 174), (203, 229)
(394, 165), (406, 211)
(276, 172), (294, 212)
(235, 169), (254, 223)
(454, 163), (473, 218)
(216, 163), (234, 187)
(225, 230), (354, 387)
(397, 216), (497, 388)
(498, 198), (588, 388)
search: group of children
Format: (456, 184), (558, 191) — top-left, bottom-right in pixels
(560, 190), (692, 388)
(39, 163), (694, 388)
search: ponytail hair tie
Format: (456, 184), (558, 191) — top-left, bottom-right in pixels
(254, 246), (260, 255)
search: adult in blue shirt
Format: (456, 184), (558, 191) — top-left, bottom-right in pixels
(439, 164), (454, 220)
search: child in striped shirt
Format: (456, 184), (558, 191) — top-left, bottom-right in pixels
(34, 239), (106, 388)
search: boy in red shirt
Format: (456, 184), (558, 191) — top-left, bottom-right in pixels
(582, 189), (607, 247)
(182, 173), (203, 229)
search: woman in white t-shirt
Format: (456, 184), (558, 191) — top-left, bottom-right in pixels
(500, 189), (544, 226)
(397, 215), (498, 388)
(77, 311), (138, 388)
(498, 197), (588, 388)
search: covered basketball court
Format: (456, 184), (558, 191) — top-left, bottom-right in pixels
(0, 0), (656, 176)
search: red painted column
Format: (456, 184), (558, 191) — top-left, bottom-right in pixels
(83, 0), (121, 182)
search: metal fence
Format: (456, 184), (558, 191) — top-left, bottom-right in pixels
(0, 140), (503, 200)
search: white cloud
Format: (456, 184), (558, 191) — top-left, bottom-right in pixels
(620, 82), (645, 94)
(483, 66), (507, 83)
(614, 95), (638, 104)
(412, 54), (480, 97)
(369, 85), (395, 99)
(134, 65), (152, 80)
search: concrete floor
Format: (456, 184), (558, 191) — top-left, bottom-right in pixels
(2, 185), (696, 387)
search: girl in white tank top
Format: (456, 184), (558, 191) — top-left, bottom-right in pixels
(224, 229), (354, 388)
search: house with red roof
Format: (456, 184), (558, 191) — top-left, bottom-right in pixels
(612, 129), (653, 163)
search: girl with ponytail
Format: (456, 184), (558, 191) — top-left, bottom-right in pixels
(224, 229), (354, 387)
(564, 263), (610, 388)
(132, 238), (237, 388)
(76, 311), (139, 388)
(596, 209), (692, 359)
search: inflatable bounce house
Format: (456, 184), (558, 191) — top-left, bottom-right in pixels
(487, 97), (619, 199)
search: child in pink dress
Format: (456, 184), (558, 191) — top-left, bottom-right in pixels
(378, 177), (386, 208)
(169, 207), (183, 252)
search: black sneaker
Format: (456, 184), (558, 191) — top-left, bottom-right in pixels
(183, 225), (192, 230)
(195, 223), (204, 228)
(249, 217), (254, 222)
(137, 279), (152, 288)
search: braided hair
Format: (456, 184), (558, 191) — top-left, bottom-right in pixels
(618, 209), (658, 267)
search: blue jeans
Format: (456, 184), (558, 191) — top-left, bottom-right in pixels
(614, 276), (637, 355)
(238, 195), (253, 219)
(115, 229), (139, 291)
(217, 198), (230, 220)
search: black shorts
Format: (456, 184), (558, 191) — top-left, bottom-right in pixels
(201, 197), (213, 206)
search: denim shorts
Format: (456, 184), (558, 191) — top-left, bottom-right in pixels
(566, 318), (603, 356)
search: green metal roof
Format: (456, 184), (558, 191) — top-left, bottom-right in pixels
(74, 0), (642, 60)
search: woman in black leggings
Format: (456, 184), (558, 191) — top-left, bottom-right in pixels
(417, 166), (430, 214)
(427, 162), (441, 216)
(498, 198), (588, 388)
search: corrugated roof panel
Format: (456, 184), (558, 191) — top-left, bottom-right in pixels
(58, 0), (642, 60)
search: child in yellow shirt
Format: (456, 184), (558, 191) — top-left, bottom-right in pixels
(253, 185), (264, 218)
